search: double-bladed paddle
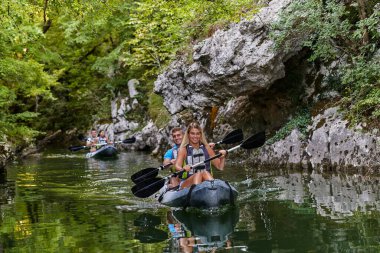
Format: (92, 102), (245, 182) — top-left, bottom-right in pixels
(130, 129), (243, 184)
(131, 131), (266, 198)
(68, 136), (136, 152)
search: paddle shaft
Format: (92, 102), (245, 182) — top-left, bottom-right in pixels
(172, 144), (243, 177)
(190, 144), (241, 168)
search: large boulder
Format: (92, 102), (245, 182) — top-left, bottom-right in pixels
(154, 0), (296, 116)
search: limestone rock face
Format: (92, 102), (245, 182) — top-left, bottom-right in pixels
(154, 0), (295, 115)
(256, 129), (309, 169)
(306, 107), (380, 171)
(98, 0), (380, 171)
(253, 107), (380, 171)
(151, 0), (380, 170)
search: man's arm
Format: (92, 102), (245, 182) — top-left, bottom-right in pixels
(163, 149), (173, 165)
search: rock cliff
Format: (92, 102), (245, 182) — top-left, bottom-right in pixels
(98, 0), (379, 171)
(151, 0), (380, 171)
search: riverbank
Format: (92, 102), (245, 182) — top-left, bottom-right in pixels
(251, 107), (380, 173)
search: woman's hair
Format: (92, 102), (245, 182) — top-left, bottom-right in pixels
(180, 122), (208, 148)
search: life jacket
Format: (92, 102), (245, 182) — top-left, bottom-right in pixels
(98, 136), (107, 145)
(87, 137), (96, 143)
(181, 144), (211, 179)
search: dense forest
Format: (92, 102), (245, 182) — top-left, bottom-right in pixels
(1, 0), (379, 152)
(0, 0), (259, 149)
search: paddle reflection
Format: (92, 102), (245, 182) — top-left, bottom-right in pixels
(167, 208), (243, 252)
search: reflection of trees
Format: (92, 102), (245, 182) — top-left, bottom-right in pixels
(0, 169), (15, 205)
(0, 198), (168, 252)
(0, 152), (167, 252)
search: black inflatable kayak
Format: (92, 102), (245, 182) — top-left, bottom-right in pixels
(157, 179), (238, 209)
(85, 145), (118, 159)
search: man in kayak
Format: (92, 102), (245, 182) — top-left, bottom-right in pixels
(163, 127), (184, 188)
(86, 129), (98, 152)
(175, 122), (227, 189)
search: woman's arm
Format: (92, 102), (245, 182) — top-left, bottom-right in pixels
(175, 147), (186, 172)
(207, 145), (226, 171)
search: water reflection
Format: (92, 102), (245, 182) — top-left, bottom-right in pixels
(1, 149), (380, 252)
(236, 169), (380, 252)
(133, 213), (168, 243)
(269, 171), (380, 218)
(167, 208), (243, 252)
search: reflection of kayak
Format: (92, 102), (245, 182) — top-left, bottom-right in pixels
(169, 208), (240, 250)
(158, 179), (238, 209)
(85, 145), (118, 159)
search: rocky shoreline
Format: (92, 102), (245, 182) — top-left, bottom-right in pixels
(252, 107), (380, 173)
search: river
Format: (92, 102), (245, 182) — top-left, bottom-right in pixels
(0, 149), (379, 252)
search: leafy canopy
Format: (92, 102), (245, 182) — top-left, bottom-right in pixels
(0, 0), (259, 146)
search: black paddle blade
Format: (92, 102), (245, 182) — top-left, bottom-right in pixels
(240, 131), (266, 149)
(220, 129), (243, 144)
(131, 177), (166, 198)
(131, 163), (173, 184)
(131, 167), (159, 184)
(68, 146), (87, 152)
(123, 136), (136, 144)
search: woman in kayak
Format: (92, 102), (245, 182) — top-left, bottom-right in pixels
(175, 122), (227, 189)
(98, 130), (110, 145)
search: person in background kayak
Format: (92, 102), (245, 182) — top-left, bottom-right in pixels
(175, 122), (227, 189)
(86, 129), (98, 152)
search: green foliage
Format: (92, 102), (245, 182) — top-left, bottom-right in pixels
(272, 0), (380, 125)
(0, 0), (260, 147)
(0, 1), (56, 145)
(267, 109), (311, 145)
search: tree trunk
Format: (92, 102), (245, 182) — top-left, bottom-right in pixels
(42, 0), (52, 33)
(357, 0), (369, 45)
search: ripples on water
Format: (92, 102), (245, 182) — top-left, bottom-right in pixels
(0, 149), (379, 252)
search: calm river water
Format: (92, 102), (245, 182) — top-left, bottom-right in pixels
(1, 149), (379, 252)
